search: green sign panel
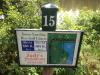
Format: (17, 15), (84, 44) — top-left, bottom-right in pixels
(48, 33), (77, 64)
(16, 29), (83, 67)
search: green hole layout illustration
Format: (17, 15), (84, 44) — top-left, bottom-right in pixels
(16, 29), (83, 67)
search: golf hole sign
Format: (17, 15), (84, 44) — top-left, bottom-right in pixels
(16, 29), (83, 67)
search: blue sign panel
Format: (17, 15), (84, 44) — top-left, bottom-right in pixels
(21, 41), (34, 51)
(63, 41), (75, 64)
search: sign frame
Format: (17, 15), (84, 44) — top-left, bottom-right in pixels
(15, 29), (83, 67)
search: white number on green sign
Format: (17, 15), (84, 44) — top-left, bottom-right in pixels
(43, 16), (55, 27)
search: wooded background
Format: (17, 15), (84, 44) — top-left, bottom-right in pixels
(60, 0), (100, 10)
(0, 0), (100, 75)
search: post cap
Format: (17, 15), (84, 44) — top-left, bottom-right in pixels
(41, 3), (58, 10)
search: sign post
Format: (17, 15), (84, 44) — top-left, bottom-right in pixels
(41, 3), (58, 75)
(42, 67), (54, 75)
(15, 3), (83, 75)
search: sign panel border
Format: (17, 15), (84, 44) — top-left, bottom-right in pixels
(15, 29), (83, 67)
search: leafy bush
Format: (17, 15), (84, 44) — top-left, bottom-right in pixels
(0, 0), (60, 75)
(57, 9), (100, 75)
(0, 0), (41, 75)
(0, 0), (100, 75)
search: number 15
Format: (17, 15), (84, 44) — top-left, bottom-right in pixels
(43, 16), (55, 27)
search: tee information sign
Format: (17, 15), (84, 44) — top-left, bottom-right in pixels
(15, 29), (83, 67)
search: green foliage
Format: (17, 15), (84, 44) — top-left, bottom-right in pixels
(0, 0), (100, 75)
(0, 0), (60, 75)
(57, 9), (100, 75)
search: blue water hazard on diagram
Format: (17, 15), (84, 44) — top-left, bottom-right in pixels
(63, 41), (75, 64)
(21, 41), (34, 51)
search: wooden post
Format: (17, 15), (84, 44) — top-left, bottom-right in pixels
(42, 67), (54, 75)
(41, 3), (58, 75)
